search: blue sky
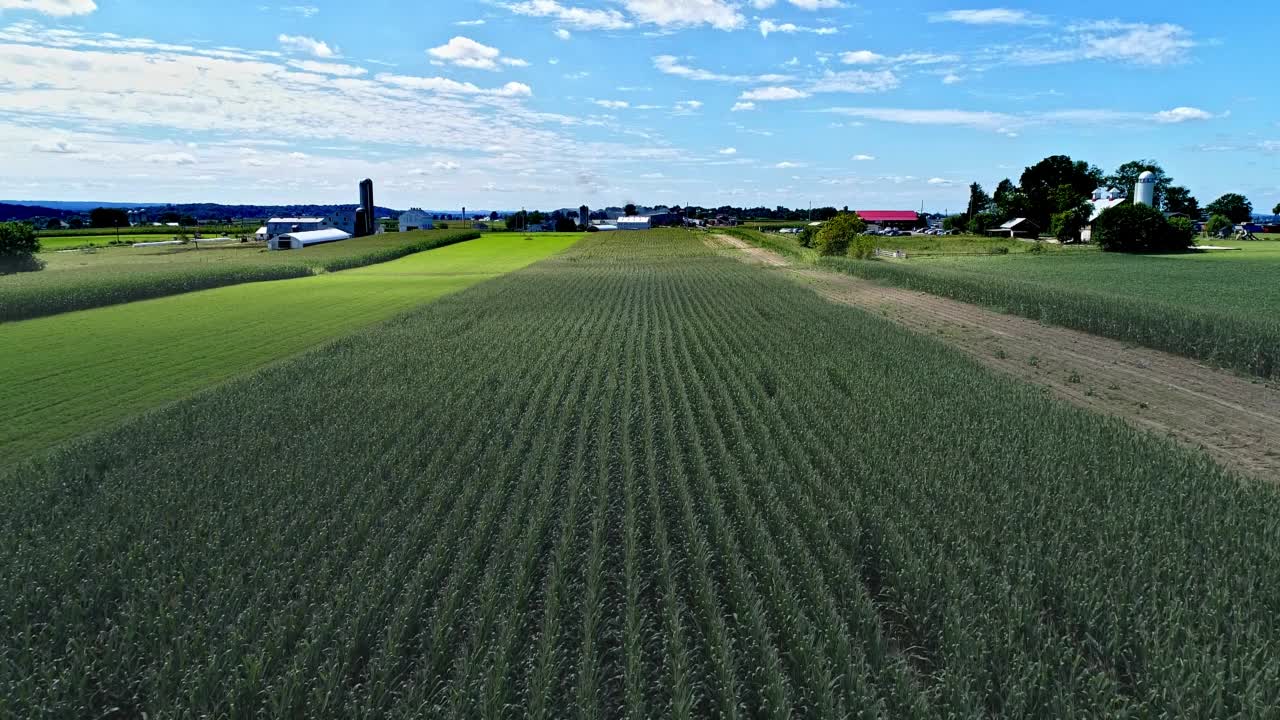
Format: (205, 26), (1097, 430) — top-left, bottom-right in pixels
(0, 0), (1276, 213)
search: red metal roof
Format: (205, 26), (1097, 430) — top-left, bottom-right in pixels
(856, 210), (920, 222)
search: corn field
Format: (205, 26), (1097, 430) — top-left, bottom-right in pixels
(3, 230), (1279, 718)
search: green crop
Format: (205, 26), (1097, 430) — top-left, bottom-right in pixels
(0, 230), (481, 322)
(2, 230), (1277, 717)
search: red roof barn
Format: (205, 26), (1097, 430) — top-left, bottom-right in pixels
(856, 210), (920, 228)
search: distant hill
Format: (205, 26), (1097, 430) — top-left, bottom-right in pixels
(0, 203), (79, 221)
(0, 200), (157, 212)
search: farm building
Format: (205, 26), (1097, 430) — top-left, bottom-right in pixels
(987, 218), (1040, 239)
(265, 217), (331, 237)
(1081, 187), (1128, 243)
(856, 211), (920, 230)
(254, 226), (269, 241)
(269, 228), (351, 251)
(399, 209), (435, 233)
(617, 212), (678, 230)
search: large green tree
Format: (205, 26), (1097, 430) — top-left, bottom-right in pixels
(1107, 160), (1172, 209)
(88, 207), (130, 228)
(1164, 186), (1201, 219)
(993, 178), (1031, 223)
(0, 221), (41, 273)
(1019, 155), (1103, 230)
(1273, 202), (1280, 219)
(1205, 194), (1254, 224)
(965, 182), (992, 220)
(814, 213), (867, 256)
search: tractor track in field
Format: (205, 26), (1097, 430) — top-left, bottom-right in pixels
(713, 234), (1280, 481)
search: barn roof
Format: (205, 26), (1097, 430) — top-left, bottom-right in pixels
(277, 229), (351, 242)
(856, 210), (919, 222)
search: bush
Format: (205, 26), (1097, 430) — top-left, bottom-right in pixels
(1204, 215), (1233, 238)
(1168, 216), (1196, 246)
(797, 225), (817, 248)
(1051, 209), (1088, 244)
(848, 234), (875, 260)
(437, 222), (449, 230)
(814, 213), (867, 256)
(966, 212), (999, 235)
(0, 222), (41, 274)
(1093, 203), (1190, 253)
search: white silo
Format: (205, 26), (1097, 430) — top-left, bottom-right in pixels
(1135, 171), (1157, 207)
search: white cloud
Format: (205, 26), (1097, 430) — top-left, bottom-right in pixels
(826, 107), (1017, 131)
(379, 74), (533, 96)
(1154, 106), (1213, 123)
(810, 70), (900, 94)
(555, 28), (572, 40)
(758, 19), (838, 37)
(719, 147), (738, 154)
(928, 8), (1047, 26)
(281, 5), (319, 17)
(0, 0), (95, 16)
(144, 152), (197, 165)
(731, 101), (756, 111)
(927, 177), (952, 185)
(852, 153), (875, 161)
(1013, 22), (1196, 66)
(739, 86), (809, 101)
(503, 0), (633, 30)
(787, 0), (842, 8)
(278, 34), (336, 58)
(455, 19), (486, 26)
(775, 161), (802, 168)
(653, 55), (792, 84)
(427, 36), (526, 71)
(433, 160), (461, 171)
(31, 139), (81, 153)
(620, 0), (745, 30)
(840, 50), (884, 64)
(673, 99), (703, 114)
(942, 73), (962, 85)
(286, 60), (367, 76)
(594, 99), (630, 109)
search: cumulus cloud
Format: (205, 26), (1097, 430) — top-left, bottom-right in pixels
(731, 101), (756, 111)
(719, 147), (738, 154)
(1154, 106), (1214, 123)
(620, 0), (745, 30)
(503, 0), (633, 30)
(1013, 22), (1196, 66)
(840, 50), (884, 64)
(555, 28), (571, 39)
(928, 8), (1047, 26)
(927, 177), (952, 185)
(852, 153), (875, 161)
(379, 74), (533, 96)
(31, 138), (82, 153)
(286, 60), (367, 76)
(653, 55), (791, 84)
(758, 19), (838, 37)
(0, 0), (96, 16)
(740, 86), (809, 101)
(810, 70), (900, 94)
(278, 34), (336, 58)
(427, 36), (526, 71)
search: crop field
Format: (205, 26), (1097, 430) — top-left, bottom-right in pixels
(4, 230), (1278, 717)
(0, 233), (581, 461)
(0, 230), (482, 322)
(37, 234), (179, 251)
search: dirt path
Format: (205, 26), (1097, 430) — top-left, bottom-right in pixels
(712, 234), (1280, 480)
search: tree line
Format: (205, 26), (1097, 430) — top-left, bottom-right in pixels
(946, 156), (1261, 243)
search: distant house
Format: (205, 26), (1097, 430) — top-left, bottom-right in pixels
(856, 210), (920, 230)
(254, 226), (269, 241)
(987, 218), (1040, 238)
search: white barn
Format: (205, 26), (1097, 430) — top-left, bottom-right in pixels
(1081, 187), (1128, 243)
(399, 208), (435, 233)
(265, 217), (331, 237)
(270, 228), (351, 251)
(616, 216), (653, 231)
(254, 226), (269, 241)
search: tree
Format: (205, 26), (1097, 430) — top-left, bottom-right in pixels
(68, 217), (84, 229)
(1164, 186), (1201, 219)
(1204, 215), (1234, 238)
(554, 216), (578, 232)
(507, 211), (526, 231)
(1205, 194), (1253, 224)
(941, 215), (966, 232)
(89, 207), (129, 228)
(0, 221), (41, 272)
(967, 212), (999, 235)
(992, 178), (1030, 223)
(1020, 155), (1103, 230)
(623, 204), (638, 217)
(1093, 203), (1190, 253)
(813, 213), (867, 256)
(965, 182), (992, 220)
(489, 211), (499, 222)
(1107, 160), (1171, 209)
(1272, 202), (1280, 219)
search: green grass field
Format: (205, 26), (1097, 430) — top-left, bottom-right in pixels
(0, 233), (582, 460)
(3, 230), (1277, 717)
(38, 234), (179, 251)
(1, 230), (483, 322)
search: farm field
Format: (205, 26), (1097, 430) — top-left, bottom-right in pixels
(0, 233), (581, 461)
(38, 234), (178, 251)
(4, 230), (1279, 717)
(1, 229), (481, 322)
